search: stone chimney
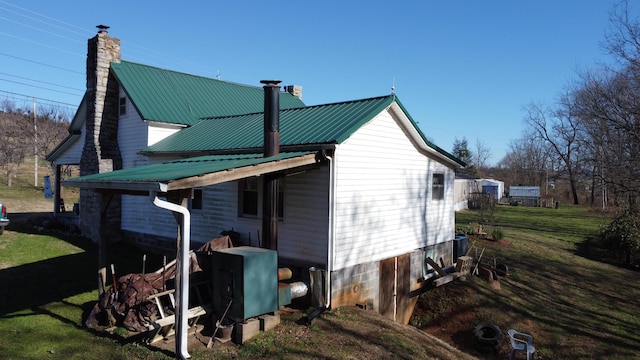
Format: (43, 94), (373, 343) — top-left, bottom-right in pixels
(284, 84), (302, 100)
(79, 25), (123, 242)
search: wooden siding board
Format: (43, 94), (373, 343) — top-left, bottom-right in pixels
(333, 110), (455, 270)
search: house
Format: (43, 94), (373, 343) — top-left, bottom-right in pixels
(481, 178), (505, 203)
(509, 186), (541, 207)
(454, 176), (505, 211)
(454, 173), (481, 211)
(48, 28), (465, 355)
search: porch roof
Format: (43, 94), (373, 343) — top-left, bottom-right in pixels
(62, 151), (319, 193)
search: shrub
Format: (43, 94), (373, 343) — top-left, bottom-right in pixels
(599, 208), (640, 266)
(491, 227), (504, 240)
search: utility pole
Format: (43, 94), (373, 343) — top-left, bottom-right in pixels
(33, 97), (38, 187)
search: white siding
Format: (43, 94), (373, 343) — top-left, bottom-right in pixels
(121, 195), (178, 236)
(148, 123), (183, 146)
(278, 167), (329, 265)
(122, 166), (330, 266)
(117, 90), (150, 168)
(55, 132), (84, 165)
(333, 110), (455, 270)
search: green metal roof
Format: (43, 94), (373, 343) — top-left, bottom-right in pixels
(141, 94), (465, 166)
(143, 95), (396, 154)
(111, 61), (306, 126)
(64, 151), (316, 191)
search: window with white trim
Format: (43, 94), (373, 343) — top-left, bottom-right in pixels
(432, 173), (445, 200)
(238, 177), (285, 219)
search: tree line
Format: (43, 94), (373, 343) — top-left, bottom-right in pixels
(450, 1), (640, 267)
(519, 1), (640, 208)
(0, 98), (70, 186)
(456, 1), (640, 210)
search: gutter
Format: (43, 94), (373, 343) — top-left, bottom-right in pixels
(150, 192), (191, 360)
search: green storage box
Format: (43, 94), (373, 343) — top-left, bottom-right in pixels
(212, 246), (278, 321)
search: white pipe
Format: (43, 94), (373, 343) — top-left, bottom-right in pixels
(151, 192), (191, 360)
(325, 153), (336, 309)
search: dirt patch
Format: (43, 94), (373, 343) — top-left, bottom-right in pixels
(422, 308), (477, 353)
(149, 307), (478, 360)
(4, 197), (55, 213)
(411, 278), (509, 359)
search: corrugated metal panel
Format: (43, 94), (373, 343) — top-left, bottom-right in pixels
(111, 61), (305, 126)
(143, 95), (395, 153)
(66, 151), (313, 183)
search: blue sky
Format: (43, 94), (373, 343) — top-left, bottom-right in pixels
(0, 1), (624, 164)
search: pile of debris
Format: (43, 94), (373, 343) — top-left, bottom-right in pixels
(84, 235), (234, 332)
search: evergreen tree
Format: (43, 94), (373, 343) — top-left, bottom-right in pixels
(452, 137), (476, 175)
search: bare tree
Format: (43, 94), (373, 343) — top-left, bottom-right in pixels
(523, 96), (582, 205)
(474, 139), (493, 175)
(572, 68), (640, 207)
(0, 99), (70, 187)
(499, 129), (552, 190)
(0, 105), (29, 186)
(35, 105), (71, 161)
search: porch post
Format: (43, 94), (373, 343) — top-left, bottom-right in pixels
(97, 192), (114, 296)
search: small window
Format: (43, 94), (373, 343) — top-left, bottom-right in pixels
(191, 189), (203, 210)
(239, 178), (259, 217)
(432, 173), (445, 200)
(119, 97), (127, 115)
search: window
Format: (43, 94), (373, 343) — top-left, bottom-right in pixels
(191, 189), (203, 210)
(238, 177), (285, 219)
(119, 97), (127, 115)
(239, 178), (259, 217)
(432, 173), (445, 200)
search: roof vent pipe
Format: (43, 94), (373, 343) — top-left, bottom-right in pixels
(261, 80), (281, 157)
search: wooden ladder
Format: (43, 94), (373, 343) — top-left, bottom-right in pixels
(144, 281), (212, 343)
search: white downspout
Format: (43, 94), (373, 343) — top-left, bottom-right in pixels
(326, 153), (336, 308)
(151, 192), (191, 360)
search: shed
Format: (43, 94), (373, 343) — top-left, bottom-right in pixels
(509, 186), (541, 207)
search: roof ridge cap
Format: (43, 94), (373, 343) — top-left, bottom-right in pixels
(114, 60), (262, 89)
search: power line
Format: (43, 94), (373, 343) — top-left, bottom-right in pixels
(0, 72), (83, 92)
(0, 52), (83, 74)
(0, 0), (91, 37)
(0, 15), (85, 44)
(0, 1), (255, 105)
(0, 78), (83, 97)
(0, 89), (78, 108)
(0, 31), (84, 58)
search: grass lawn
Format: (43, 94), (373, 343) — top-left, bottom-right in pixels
(414, 204), (640, 359)
(1, 167), (639, 359)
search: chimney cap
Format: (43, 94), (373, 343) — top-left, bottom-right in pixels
(260, 80), (281, 86)
(96, 25), (110, 34)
